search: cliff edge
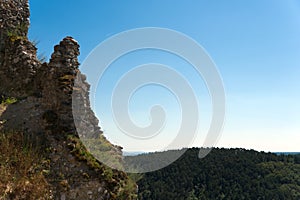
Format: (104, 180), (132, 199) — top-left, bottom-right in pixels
(0, 0), (137, 199)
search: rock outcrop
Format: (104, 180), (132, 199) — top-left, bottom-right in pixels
(0, 0), (137, 199)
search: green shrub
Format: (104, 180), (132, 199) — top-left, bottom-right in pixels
(1, 97), (18, 105)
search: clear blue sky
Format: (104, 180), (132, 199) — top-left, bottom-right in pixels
(28, 0), (300, 152)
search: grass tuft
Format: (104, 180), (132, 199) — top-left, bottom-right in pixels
(0, 131), (51, 200)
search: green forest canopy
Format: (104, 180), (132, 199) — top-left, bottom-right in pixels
(125, 148), (300, 200)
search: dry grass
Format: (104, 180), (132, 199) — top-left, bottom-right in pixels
(0, 132), (51, 200)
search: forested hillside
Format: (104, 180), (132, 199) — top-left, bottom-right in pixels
(128, 148), (300, 200)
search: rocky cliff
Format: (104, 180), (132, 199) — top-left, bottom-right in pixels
(0, 0), (137, 199)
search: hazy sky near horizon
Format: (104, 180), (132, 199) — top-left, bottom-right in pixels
(28, 0), (300, 152)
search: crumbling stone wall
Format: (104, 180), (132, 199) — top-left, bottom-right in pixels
(0, 0), (38, 98)
(0, 0), (136, 199)
(40, 37), (80, 137)
(0, 0), (29, 52)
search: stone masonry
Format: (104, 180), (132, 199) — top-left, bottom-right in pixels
(0, 0), (136, 199)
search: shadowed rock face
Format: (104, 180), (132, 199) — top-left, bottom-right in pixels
(0, 0), (137, 199)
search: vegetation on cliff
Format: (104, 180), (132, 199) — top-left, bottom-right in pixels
(0, 129), (137, 199)
(0, 131), (51, 199)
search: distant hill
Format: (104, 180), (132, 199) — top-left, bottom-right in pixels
(274, 152), (300, 155)
(126, 148), (300, 200)
(123, 151), (147, 156)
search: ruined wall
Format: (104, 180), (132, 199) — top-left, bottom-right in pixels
(0, 0), (29, 51)
(0, 0), (37, 98)
(0, 0), (136, 199)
